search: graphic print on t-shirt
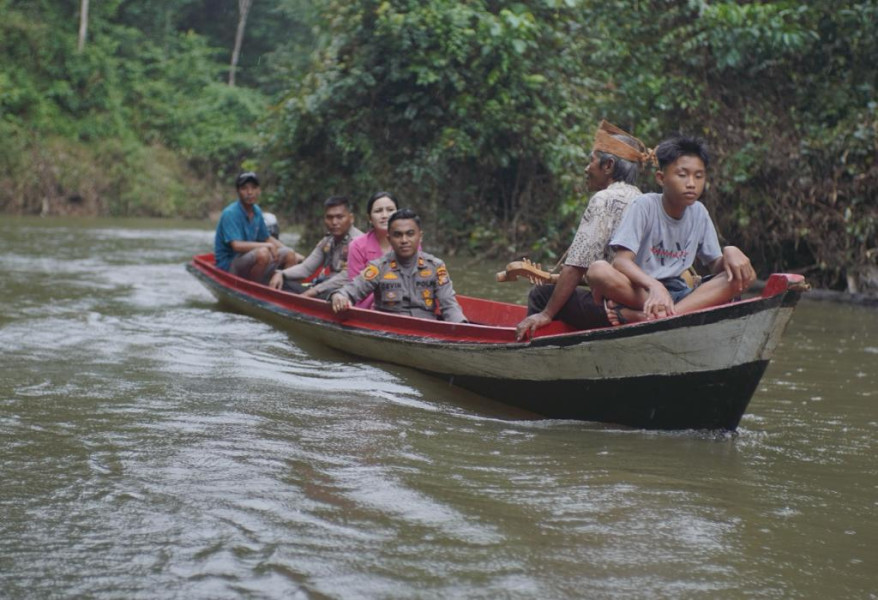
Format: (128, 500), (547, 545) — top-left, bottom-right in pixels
(651, 240), (690, 266)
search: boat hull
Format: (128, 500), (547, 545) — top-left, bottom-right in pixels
(451, 361), (768, 430)
(187, 255), (804, 430)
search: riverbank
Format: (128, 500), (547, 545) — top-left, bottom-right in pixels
(797, 287), (878, 307)
(748, 278), (877, 307)
(4, 212), (875, 306)
(0, 131), (232, 220)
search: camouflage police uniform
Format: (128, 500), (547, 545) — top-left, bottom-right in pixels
(336, 251), (467, 322)
(279, 227), (363, 297)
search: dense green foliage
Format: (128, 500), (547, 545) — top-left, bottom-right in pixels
(0, 0), (295, 216)
(264, 0), (877, 289)
(1, 0), (875, 289)
(264, 0), (593, 254)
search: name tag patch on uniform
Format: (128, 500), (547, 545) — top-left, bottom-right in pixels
(364, 265), (379, 280)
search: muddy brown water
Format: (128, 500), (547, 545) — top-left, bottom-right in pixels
(1, 216), (875, 599)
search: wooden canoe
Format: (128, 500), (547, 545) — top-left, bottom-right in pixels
(187, 253), (807, 430)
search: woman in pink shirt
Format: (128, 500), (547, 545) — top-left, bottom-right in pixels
(347, 191), (399, 308)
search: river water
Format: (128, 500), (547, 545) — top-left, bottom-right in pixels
(1, 216), (875, 599)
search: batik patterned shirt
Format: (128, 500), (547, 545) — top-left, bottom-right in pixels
(564, 181), (642, 269)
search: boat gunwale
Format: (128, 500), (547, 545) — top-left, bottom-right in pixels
(187, 253), (805, 349)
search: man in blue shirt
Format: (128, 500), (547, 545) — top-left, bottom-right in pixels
(214, 172), (298, 283)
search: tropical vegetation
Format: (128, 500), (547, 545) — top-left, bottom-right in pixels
(1, 0), (875, 290)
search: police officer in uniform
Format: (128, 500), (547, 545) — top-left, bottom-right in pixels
(331, 209), (467, 323)
(269, 196), (363, 299)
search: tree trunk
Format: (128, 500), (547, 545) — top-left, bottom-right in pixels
(229, 0), (254, 86)
(77, 0), (89, 52)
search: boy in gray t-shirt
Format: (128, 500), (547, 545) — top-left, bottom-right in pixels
(586, 135), (756, 324)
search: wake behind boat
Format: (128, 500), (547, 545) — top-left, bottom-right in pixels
(187, 253), (807, 430)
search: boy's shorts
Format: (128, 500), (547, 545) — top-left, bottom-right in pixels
(660, 276), (694, 303)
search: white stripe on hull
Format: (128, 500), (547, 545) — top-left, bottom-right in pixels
(216, 289), (795, 383)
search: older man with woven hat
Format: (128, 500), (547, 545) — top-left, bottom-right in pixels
(515, 121), (653, 340)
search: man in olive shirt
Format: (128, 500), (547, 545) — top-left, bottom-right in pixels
(269, 196), (363, 299)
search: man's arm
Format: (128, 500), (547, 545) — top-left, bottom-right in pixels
(266, 236), (286, 250)
(434, 264), (467, 323)
(708, 246), (756, 294)
(230, 239), (277, 256)
(308, 270), (349, 297)
(514, 265), (585, 341)
(514, 193), (625, 340)
(266, 235), (301, 260)
(330, 266), (379, 313)
(269, 240), (324, 289)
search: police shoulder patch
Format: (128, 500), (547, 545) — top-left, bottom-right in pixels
(436, 265), (449, 285)
(364, 265), (379, 280)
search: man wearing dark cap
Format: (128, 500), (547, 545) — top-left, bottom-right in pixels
(214, 171), (298, 283)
